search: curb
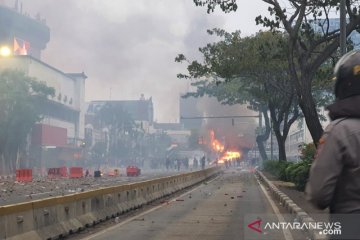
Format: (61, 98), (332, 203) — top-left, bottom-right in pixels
(255, 170), (326, 240)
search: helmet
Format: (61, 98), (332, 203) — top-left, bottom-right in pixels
(334, 50), (360, 100)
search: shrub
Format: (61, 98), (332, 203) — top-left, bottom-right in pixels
(263, 159), (311, 191)
(293, 163), (310, 191)
(263, 160), (292, 181)
(299, 143), (316, 161)
(285, 163), (297, 182)
(278, 161), (292, 181)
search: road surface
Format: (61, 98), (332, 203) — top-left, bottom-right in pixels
(79, 169), (308, 240)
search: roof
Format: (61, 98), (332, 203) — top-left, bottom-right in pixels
(0, 5), (50, 48)
(7, 55), (87, 82)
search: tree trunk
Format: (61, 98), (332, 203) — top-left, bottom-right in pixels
(256, 107), (271, 161)
(298, 78), (324, 145)
(256, 136), (268, 161)
(274, 129), (287, 162)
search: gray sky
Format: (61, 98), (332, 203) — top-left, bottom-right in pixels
(5, 0), (270, 122)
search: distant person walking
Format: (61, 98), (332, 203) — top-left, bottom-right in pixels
(200, 155), (205, 170)
(193, 157), (198, 169)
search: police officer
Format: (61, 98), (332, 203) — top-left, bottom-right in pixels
(306, 50), (360, 239)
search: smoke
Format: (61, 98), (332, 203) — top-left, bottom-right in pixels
(197, 96), (257, 149)
(3, 0), (225, 122)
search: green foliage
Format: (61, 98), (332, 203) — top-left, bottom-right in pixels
(264, 158), (311, 191)
(192, 0), (360, 145)
(0, 69), (54, 174)
(95, 102), (136, 160)
(299, 143), (316, 161)
(177, 29), (300, 161)
(193, 0), (237, 13)
(263, 160), (292, 181)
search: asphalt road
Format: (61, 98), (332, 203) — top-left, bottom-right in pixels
(80, 170), (308, 240)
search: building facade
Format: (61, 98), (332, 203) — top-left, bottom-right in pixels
(0, 5), (87, 171)
(0, 5), (49, 59)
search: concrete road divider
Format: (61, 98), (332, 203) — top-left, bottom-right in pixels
(0, 167), (221, 240)
(255, 170), (326, 240)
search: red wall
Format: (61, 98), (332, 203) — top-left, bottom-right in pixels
(31, 124), (67, 147)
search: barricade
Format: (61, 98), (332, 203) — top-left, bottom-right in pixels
(69, 167), (83, 178)
(1, 167), (221, 240)
(126, 166), (140, 177)
(16, 169), (32, 182)
(48, 168), (60, 178)
(108, 169), (120, 177)
(59, 166), (68, 177)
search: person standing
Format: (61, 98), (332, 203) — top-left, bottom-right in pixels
(306, 50), (360, 239)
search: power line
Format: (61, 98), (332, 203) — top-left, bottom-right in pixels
(180, 115), (260, 119)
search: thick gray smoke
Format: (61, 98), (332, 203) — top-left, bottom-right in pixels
(196, 96), (257, 150)
(2, 0), (226, 122)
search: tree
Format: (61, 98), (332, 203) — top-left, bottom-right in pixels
(95, 102), (137, 165)
(192, 0), (360, 145)
(177, 30), (300, 161)
(0, 69), (54, 175)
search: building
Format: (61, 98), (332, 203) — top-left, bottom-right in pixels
(86, 96), (154, 132)
(285, 108), (330, 161)
(0, 5), (87, 171)
(0, 55), (87, 168)
(179, 96), (203, 130)
(0, 5), (49, 59)
(311, 18), (360, 48)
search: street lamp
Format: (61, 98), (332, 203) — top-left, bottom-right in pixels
(0, 46), (11, 57)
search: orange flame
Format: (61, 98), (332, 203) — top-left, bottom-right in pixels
(210, 130), (225, 153)
(209, 130), (241, 164)
(218, 151), (241, 164)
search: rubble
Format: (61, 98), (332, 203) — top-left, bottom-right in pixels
(0, 170), (180, 206)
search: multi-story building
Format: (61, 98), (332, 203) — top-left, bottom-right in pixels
(285, 108), (330, 161)
(179, 96), (203, 130)
(0, 5), (49, 60)
(0, 5), (87, 171)
(86, 96), (153, 131)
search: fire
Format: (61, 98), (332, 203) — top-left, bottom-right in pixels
(209, 130), (241, 164)
(223, 151), (241, 159)
(217, 151), (242, 163)
(210, 130), (225, 153)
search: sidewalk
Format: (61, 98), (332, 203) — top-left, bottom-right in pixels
(262, 171), (329, 222)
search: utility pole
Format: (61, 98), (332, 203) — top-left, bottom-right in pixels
(340, 0), (347, 55)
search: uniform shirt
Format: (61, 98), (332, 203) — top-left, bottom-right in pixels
(306, 118), (360, 213)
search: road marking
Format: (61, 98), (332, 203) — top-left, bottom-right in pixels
(82, 175), (220, 240)
(257, 177), (294, 240)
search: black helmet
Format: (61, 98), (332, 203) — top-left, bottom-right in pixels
(334, 50), (360, 100)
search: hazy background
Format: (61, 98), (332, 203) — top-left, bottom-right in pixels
(2, 0), (269, 122)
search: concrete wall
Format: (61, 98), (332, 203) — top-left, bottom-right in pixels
(0, 167), (220, 240)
